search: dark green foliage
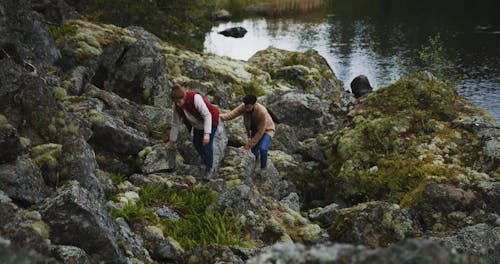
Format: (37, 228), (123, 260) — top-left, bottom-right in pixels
(161, 211), (246, 250)
(48, 24), (78, 44)
(139, 184), (217, 214)
(110, 202), (157, 223)
(110, 183), (247, 250)
(64, 0), (216, 50)
(106, 172), (127, 185)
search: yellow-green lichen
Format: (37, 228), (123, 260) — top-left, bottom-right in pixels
(32, 144), (63, 170)
(0, 114), (14, 129)
(54, 87), (68, 101)
(88, 109), (106, 125)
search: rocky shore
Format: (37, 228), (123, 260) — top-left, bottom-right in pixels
(0, 0), (498, 263)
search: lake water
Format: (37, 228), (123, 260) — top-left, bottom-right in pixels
(204, 0), (499, 121)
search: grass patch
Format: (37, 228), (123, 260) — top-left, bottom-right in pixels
(161, 211), (247, 250)
(110, 184), (249, 250)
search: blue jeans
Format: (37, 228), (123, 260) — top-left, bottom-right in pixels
(250, 132), (272, 169)
(193, 126), (217, 168)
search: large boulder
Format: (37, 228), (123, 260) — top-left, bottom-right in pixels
(0, 192), (58, 263)
(39, 181), (150, 263)
(325, 73), (498, 205)
(431, 223), (500, 263)
(248, 239), (484, 264)
(0, 157), (49, 205)
(327, 201), (421, 248)
(0, 59), (64, 144)
(0, 0), (60, 70)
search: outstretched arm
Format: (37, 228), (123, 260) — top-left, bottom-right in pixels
(220, 104), (244, 121)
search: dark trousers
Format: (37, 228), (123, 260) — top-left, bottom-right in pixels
(250, 131), (272, 169)
(193, 126), (217, 168)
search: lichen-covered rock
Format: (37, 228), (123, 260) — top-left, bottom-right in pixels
(59, 138), (105, 200)
(184, 245), (254, 264)
(409, 182), (486, 231)
(38, 181), (128, 263)
(0, 0), (60, 70)
(139, 144), (177, 174)
(248, 239), (485, 264)
(308, 203), (342, 228)
(327, 201), (421, 248)
(50, 245), (92, 264)
(88, 109), (150, 155)
(326, 72), (498, 205)
(248, 47), (343, 94)
(0, 192), (57, 263)
(0, 157), (48, 205)
(137, 225), (184, 263)
(431, 223), (500, 263)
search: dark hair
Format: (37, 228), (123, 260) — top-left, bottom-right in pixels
(243, 94), (257, 105)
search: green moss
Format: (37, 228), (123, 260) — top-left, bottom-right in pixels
(48, 24), (78, 44)
(19, 137), (31, 150)
(54, 87), (68, 101)
(32, 144), (62, 170)
(325, 73), (488, 205)
(139, 184), (217, 214)
(0, 114), (13, 129)
(88, 109), (106, 125)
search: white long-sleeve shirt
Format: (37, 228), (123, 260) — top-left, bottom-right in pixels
(169, 94), (212, 142)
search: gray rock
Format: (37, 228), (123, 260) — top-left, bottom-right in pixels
(59, 138), (104, 201)
(141, 144), (177, 174)
(0, 0), (60, 70)
(308, 203), (341, 228)
(0, 157), (48, 205)
(89, 110), (150, 155)
(50, 245), (91, 264)
(38, 181), (127, 263)
(138, 225), (184, 263)
(328, 201), (421, 248)
(431, 223), (500, 263)
(280, 192), (301, 212)
(212, 9), (231, 21)
(156, 205), (181, 220)
(267, 92), (324, 140)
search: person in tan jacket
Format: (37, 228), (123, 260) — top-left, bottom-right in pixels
(220, 95), (275, 169)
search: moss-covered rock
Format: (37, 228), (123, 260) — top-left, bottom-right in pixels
(326, 72), (496, 205)
(57, 20), (136, 59)
(327, 201), (421, 248)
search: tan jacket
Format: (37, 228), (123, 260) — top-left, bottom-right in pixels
(221, 103), (275, 148)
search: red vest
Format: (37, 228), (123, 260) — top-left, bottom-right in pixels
(176, 91), (219, 130)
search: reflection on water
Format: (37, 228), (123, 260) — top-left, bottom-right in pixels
(204, 2), (499, 121)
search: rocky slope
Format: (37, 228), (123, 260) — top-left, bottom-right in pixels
(0, 0), (498, 263)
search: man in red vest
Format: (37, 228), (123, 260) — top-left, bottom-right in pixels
(165, 84), (220, 178)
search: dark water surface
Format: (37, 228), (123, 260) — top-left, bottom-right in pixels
(204, 0), (499, 121)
